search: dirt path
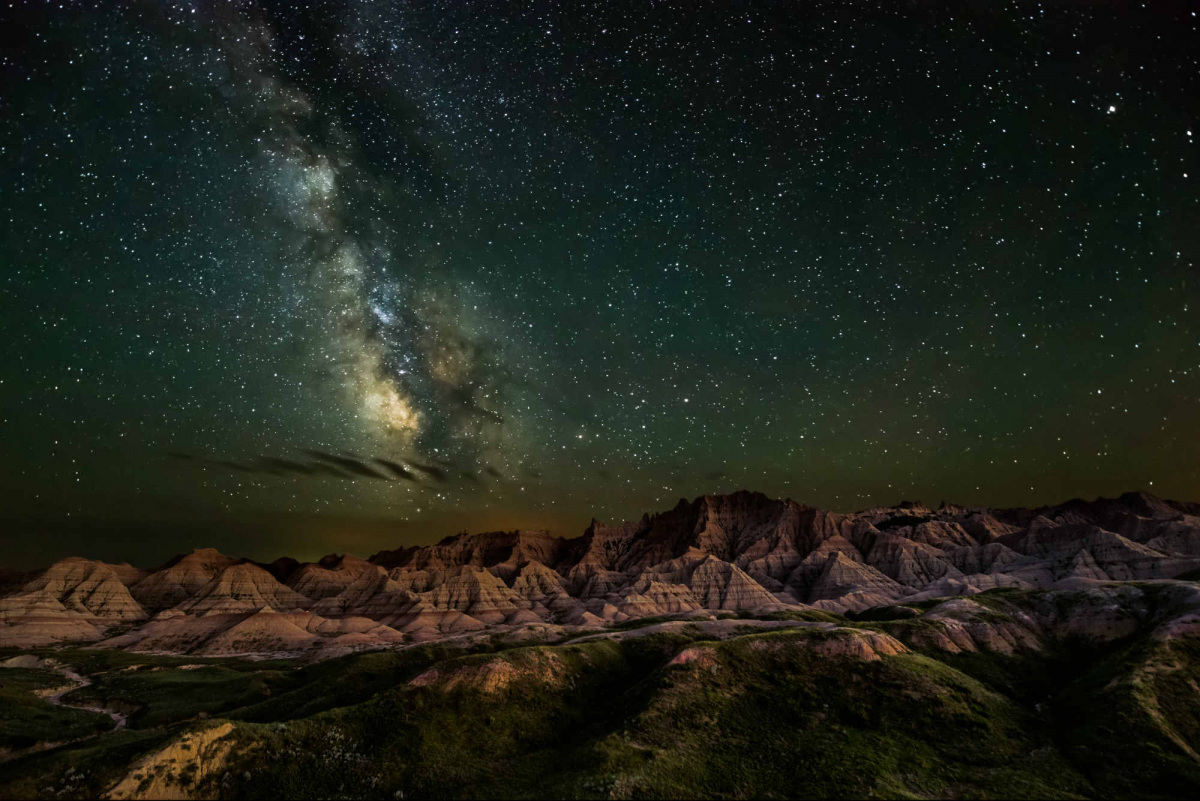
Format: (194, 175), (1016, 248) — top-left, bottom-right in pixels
(0, 660), (129, 764)
(42, 662), (128, 729)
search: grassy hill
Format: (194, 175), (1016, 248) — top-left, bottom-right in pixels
(2, 584), (1199, 799)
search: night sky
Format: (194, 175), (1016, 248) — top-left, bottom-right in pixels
(2, 1), (1198, 568)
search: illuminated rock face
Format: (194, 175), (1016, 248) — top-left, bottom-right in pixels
(18, 558), (148, 621)
(174, 563), (311, 615)
(128, 548), (242, 612)
(3, 490), (1200, 658)
(286, 554), (375, 601)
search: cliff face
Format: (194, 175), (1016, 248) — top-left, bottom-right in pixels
(3, 490), (1200, 657)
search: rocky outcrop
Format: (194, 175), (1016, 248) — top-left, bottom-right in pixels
(864, 535), (964, 589)
(101, 606), (406, 657)
(105, 722), (235, 800)
(101, 610), (254, 654)
(104, 563), (150, 589)
(617, 578), (702, 618)
(510, 561), (578, 621)
(0, 558), (147, 647)
(193, 608), (404, 657)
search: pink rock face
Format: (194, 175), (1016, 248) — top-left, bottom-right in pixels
(0, 558), (147, 647)
(687, 557), (779, 611)
(618, 578), (703, 618)
(100, 606), (408, 657)
(668, 645), (718, 668)
(3, 490), (1199, 657)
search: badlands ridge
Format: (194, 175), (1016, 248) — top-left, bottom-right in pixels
(3, 490), (1199, 659)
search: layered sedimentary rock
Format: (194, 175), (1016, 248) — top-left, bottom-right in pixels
(192, 608), (405, 657)
(286, 554), (374, 600)
(309, 566), (416, 620)
(0, 592), (106, 646)
(175, 563), (311, 615)
(16, 558), (146, 620)
(130, 548), (241, 611)
(101, 605), (406, 657)
(0, 558), (147, 647)
(686, 556), (781, 611)
(807, 552), (905, 611)
(422, 567), (524, 624)
(3, 490), (1200, 657)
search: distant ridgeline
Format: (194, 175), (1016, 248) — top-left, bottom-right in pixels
(2, 490), (1200, 658)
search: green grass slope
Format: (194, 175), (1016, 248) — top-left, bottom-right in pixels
(1, 584), (1199, 799)
(209, 628), (1090, 799)
(0, 667), (116, 751)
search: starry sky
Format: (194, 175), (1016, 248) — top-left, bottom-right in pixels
(2, 1), (1198, 567)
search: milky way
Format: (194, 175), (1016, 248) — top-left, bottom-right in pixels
(1, 1), (1198, 566)
(217, 8), (520, 467)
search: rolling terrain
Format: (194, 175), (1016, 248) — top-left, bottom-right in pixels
(2, 491), (1200, 798)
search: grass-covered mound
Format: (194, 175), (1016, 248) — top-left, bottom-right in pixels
(0, 727), (172, 799)
(586, 630), (1088, 799)
(209, 632), (697, 799)
(207, 627), (1090, 799)
(1056, 636), (1200, 799)
(228, 641), (500, 724)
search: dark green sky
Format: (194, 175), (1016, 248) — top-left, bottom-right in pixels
(1, 1), (1197, 569)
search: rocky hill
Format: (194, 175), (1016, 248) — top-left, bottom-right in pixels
(2, 490), (1199, 660)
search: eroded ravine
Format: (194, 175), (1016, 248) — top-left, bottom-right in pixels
(42, 661), (128, 729)
(0, 659), (128, 765)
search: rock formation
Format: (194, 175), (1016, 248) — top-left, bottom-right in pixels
(3, 490), (1199, 658)
(129, 548), (241, 611)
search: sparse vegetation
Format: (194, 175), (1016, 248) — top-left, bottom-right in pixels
(64, 664), (290, 729)
(0, 667), (115, 750)
(2, 585), (1200, 799)
(741, 607), (846, 624)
